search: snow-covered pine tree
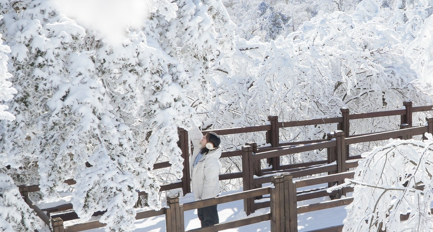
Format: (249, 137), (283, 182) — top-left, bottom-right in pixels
(0, 16), (15, 122)
(0, 13), (42, 232)
(0, 0), (52, 186)
(0, 0), (194, 231)
(146, 0), (236, 120)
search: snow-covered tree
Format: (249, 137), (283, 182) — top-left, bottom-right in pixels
(0, 20), (15, 122)
(406, 13), (433, 89)
(197, 0), (433, 166)
(0, 13), (41, 232)
(0, 0), (194, 230)
(342, 135), (433, 231)
(223, 0), (363, 41)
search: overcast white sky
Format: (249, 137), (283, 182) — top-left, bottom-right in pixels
(53, 0), (151, 45)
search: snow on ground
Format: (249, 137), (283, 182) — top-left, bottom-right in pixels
(80, 184), (348, 232)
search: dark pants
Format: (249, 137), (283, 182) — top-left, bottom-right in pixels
(198, 205), (219, 228)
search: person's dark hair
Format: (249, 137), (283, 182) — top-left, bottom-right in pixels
(200, 132), (221, 154)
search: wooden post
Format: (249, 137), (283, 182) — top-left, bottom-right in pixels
(178, 128), (191, 195)
(327, 132), (336, 169)
(338, 108), (350, 159)
(166, 195), (184, 232)
(399, 123), (411, 140)
(334, 130), (346, 197)
(242, 145), (255, 215)
(251, 143), (260, 174)
(427, 118), (433, 134)
(267, 116), (280, 170)
(401, 101), (413, 127)
(246, 142), (262, 199)
(335, 130), (346, 174)
(283, 174), (298, 232)
(52, 217), (65, 232)
(271, 175), (284, 232)
(326, 132), (338, 199)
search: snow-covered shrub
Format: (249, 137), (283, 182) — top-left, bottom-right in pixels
(343, 134), (433, 231)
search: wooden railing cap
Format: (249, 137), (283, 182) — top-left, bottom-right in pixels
(334, 130), (344, 136)
(167, 194), (180, 203)
(340, 107), (349, 112)
(403, 101), (413, 106)
(272, 175), (284, 183)
(242, 145), (253, 151)
(52, 217), (63, 224)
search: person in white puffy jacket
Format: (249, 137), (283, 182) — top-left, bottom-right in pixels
(188, 125), (221, 228)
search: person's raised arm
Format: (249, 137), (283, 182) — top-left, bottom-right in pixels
(187, 124), (203, 151)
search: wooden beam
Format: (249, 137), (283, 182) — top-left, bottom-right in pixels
(135, 208), (165, 220)
(186, 214), (270, 232)
(349, 109), (405, 120)
(295, 171), (355, 188)
(219, 172), (242, 181)
(297, 197), (354, 214)
(203, 125), (271, 135)
(346, 126), (428, 145)
(413, 105), (433, 112)
(65, 221), (105, 232)
(278, 117), (342, 128)
(254, 140), (336, 161)
(308, 225), (344, 232)
(22, 191), (50, 225)
(183, 187), (271, 211)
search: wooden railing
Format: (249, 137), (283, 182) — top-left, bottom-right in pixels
(17, 102), (433, 231)
(172, 101), (432, 195)
(241, 119), (433, 215)
(30, 118), (433, 232)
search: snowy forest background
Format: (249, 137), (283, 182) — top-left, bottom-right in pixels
(1, 0), (433, 231)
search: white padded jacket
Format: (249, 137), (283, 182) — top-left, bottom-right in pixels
(188, 125), (221, 200)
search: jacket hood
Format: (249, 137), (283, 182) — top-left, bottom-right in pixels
(206, 148), (222, 159)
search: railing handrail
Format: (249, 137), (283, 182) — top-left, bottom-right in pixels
(183, 186), (271, 211)
(252, 140), (337, 161)
(346, 126), (428, 145)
